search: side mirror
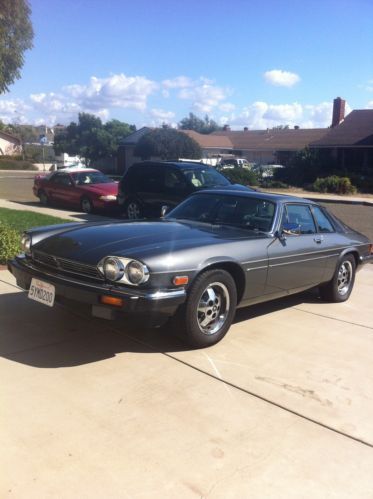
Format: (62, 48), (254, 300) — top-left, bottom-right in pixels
(279, 222), (301, 237)
(161, 205), (171, 217)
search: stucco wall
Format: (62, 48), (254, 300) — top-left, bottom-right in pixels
(0, 136), (21, 156)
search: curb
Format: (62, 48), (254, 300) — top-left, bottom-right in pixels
(306, 197), (373, 207)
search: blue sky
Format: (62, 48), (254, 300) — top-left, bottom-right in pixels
(1, 0), (372, 129)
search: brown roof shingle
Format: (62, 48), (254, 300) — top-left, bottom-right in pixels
(181, 130), (233, 149)
(212, 128), (328, 151)
(311, 110), (373, 147)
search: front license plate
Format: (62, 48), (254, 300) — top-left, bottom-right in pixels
(28, 278), (55, 307)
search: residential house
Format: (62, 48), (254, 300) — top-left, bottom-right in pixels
(0, 130), (21, 156)
(210, 127), (328, 165)
(310, 109), (373, 170)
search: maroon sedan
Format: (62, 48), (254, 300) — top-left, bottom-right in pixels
(33, 168), (118, 213)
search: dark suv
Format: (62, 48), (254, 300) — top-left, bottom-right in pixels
(118, 161), (252, 219)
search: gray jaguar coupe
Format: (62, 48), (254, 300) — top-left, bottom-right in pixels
(8, 190), (373, 348)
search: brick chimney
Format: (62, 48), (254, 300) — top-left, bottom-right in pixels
(331, 97), (345, 127)
(223, 124), (231, 131)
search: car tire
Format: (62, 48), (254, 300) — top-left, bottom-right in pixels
(319, 254), (356, 303)
(182, 269), (237, 348)
(39, 190), (49, 206)
(81, 196), (94, 214)
(125, 199), (143, 220)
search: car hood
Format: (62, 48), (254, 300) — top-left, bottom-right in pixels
(33, 220), (265, 265)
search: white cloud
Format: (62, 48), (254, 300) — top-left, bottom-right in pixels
(162, 76), (194, 89)
(65, 74), (158, 112)
(264, 69), (300, 87)
(221, 100), (348, 129)
(264, 102), (303, 121)
(150, 108), (176, 120)
(179, 83), (228, 113)
(0, 99), (30, 123)
(367, 101), (373, 109)
(219, 102), (235, 112)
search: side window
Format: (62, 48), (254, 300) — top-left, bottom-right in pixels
(312, 206), (335, 233)
(164, 169), (187, 192)
(141, 166), (164, 192)
(52, 174), (72, 186)
(283, 204), (316, 234)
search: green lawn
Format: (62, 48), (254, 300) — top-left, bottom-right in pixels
(0, 207), (72, 233)
(0, 208), (73, 264)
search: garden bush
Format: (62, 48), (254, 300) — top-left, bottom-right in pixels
(313, 176), (357, 194)
(0, 158), (37, 170)
(260, 179), (289, 189)
(221, 167), (259, 186)
(0, 223), (21, 264)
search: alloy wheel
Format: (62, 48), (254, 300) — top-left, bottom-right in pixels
(337, 260), (353, 296)
(197, 282), (230, 335)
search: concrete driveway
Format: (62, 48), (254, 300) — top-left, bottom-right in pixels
(1, 265), (373, 498)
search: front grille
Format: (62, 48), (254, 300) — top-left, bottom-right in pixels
(32, 250), (103, 281)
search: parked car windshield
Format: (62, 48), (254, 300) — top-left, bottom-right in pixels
(166, 193), (276, 232)
(72, 171), (113, 185)
(182, 168), (230, 188)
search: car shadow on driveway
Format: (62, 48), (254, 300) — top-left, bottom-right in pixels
(0, 287), (320, 370)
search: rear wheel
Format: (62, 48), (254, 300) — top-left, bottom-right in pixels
(125, 199), (143, 219)
(182, 269), (237, 348)
(81, 196), (93, 214)
(39, 190), (49, 206)
(319, 254), (356, 302)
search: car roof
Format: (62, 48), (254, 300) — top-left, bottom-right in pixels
(194, 188), (316, 205)
(58, 168), (99, 173)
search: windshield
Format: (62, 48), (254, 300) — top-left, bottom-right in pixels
(182, 168), (230, 188)
(72, 171), (113, 185)
(166, 193), (276, 232)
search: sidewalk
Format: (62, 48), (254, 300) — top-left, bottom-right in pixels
(261, 188), (373, 206)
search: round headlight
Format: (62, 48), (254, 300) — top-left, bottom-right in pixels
(21, 234), (32, 254)
(126, 260), (149, 285)
(103, 257), (125, 281)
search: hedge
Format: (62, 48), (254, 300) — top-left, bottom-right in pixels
(313, 176), (357, 194)
(0, 223), (21, 264)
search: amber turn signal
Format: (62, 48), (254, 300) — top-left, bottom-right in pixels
(173, 276), (189, 286)
(100, 295), (124, 307)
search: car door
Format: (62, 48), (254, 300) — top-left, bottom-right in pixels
(135, 165), (165, 217)
(162, 167), (191, 209)
(310, 204), (342, 282)
(47, 173), (75, 205)
(265, 203), (327, 296)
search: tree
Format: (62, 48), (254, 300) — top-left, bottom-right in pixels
(53, 113), (136, 165)
(271, 125), (290, 130)
(134, 128), (202, 160)
(0, 0), (34, 94)
(179, 113), (222, 134)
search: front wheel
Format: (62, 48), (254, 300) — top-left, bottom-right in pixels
(80, 196), (94, 214)
(182, 269), (237, 348)
(39, 190), (49, 206)
(319, 254), (356, 302)
(125, 199), (143, 220)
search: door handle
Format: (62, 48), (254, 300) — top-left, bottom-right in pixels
(314, 236), (323, 244)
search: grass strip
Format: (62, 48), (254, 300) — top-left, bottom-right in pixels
(0, 208), (73, 264)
